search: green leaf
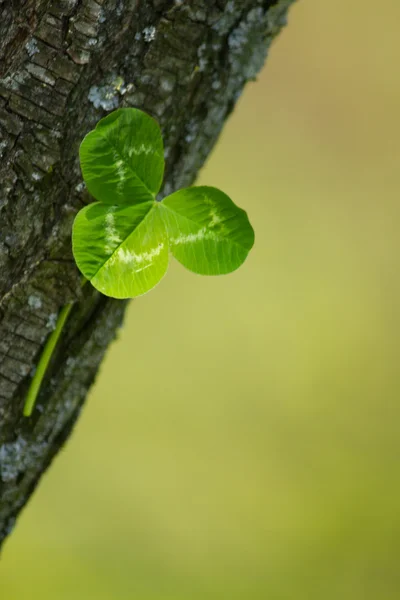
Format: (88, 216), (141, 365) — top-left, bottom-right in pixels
(74, 109), (255, 299)
(72, 201), (169, 299)
(160, 186), (255, 275)
(79, 108), (164, 206)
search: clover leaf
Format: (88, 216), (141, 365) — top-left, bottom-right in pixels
(79, 108), (164, 205)
(72, 108), (255, 299)
(72, 201), (168, 298)
(161, 186), (255, 275)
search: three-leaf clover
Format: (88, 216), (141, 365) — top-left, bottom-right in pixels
(73, 108), (255, 299)
(23, 108), (255, 417)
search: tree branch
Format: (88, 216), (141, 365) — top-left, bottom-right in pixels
(0, 0), (295, 547)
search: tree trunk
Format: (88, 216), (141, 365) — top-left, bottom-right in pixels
(0, 0), (294, 547)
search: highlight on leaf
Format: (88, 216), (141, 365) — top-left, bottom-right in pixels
(72, 108), (255, 299)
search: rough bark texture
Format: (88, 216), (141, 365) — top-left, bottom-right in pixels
(0, 0), (294, 547)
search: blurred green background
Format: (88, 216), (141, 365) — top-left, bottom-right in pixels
(2, 1), (400, 598)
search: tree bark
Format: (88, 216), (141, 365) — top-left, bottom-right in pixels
(0, 0), (294, 547)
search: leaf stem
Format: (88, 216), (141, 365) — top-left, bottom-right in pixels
(23, 302), (74, 417)
(23, 278), (88, 417)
